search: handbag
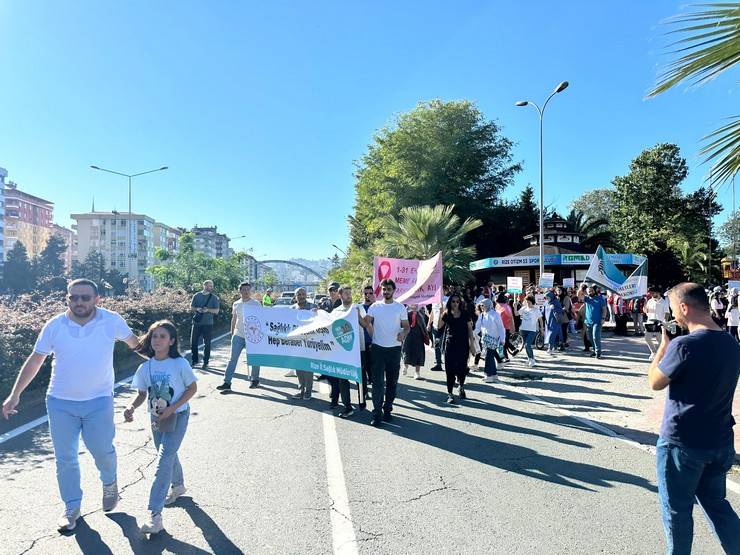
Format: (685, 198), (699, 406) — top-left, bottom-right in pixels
(192, 292), (213, 323)
(148, 360), (178, 433)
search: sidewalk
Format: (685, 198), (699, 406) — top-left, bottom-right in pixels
(485, 329), (740, 466)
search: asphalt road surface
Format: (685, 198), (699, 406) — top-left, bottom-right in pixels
(1, 339), (738, 554)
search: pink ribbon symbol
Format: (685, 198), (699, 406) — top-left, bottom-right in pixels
(375, 260), (392, 296)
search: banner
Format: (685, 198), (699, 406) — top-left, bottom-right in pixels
(373, 252), (443, 305)
(507, 276), (523, 294)
(539, 272), (555, 289)
(242, 305), (361, 382)
(562, 277), (575, 288)
(618, 259), (648, 300)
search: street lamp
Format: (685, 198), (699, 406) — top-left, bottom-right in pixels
(516, 81), (569, 283)
(90, 165), (168, 283)
(331, 244), (348, 257)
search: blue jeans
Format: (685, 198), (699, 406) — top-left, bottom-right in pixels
(46, 395), (117, 511)
(149, 408), (190, 513)
(224, 334), (260, 383)
(483, 348), (497, 376)
(656, 438), (740, 555)
(585, 322), (602, 354)
(521, 330), (537, 359)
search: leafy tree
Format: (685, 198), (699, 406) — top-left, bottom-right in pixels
(376, 204), (482, 283)
(35, 235), (67, 279)
(351, 100), (520, 249)
(565, 209), (619, 251)
(3, 242), (34, 293)
(649, 4), (740, 185)
(569, 189), (615, 231)
(669, 235), (708, 281)
(719, 210), (740, 253)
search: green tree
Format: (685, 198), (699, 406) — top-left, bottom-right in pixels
(351, 100), (520, 249)
(649, 4), (740, 185)
(376, 204), (482, 283)
(719, 210), (740, 253)
(569, 189), (615, 231)
(35, 235), (67, 278)
(669, 235), (709, 281)
(3, 242), (34, 293)
(565, 209), (619, 251)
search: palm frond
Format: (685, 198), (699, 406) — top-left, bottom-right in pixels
(701, 115), (740, 184)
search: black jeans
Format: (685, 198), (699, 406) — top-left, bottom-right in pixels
(432, 328), (443, 365)
(370, 345), (402, 419)
(328, 377), (351, 409)
(190, 324), (213, 365)
(359, 347), (373, 406)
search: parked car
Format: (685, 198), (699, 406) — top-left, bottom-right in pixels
(275, 297), (294, 306)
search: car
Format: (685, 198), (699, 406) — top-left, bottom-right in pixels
(274, 297), (294, 306)
(279, 292), (294, 300)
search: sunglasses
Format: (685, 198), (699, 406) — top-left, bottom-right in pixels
(450, 300), (460, 304)
(68, 294), (93, 302)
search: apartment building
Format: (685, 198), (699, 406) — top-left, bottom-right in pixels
(3, 181), (54, 259)
(190, 226), (232, 258)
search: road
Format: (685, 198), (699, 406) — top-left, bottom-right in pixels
(1, 337), (737, 554)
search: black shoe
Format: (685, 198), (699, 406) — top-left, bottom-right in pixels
(216, 382), (231, 391)
(329, 402), (339, 409)
(382, 412), (393, 422)
(459, 386), (466, 400)
(431, 364), (443, 372)
(446, 394), (455, 404)
(201, 362), (209, 370)
(338, 408), (355, 418)
(589, 351), (596, 357)
(358, 402), (367, 411)
(582, 348), (590, 352)
(370, 417), (382, 427)
(596, 353), (603, 359)
(249, 380), (259, 389)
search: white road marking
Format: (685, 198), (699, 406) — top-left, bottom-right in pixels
(320, 382), (359, 555)
(0, 332), (230, 446)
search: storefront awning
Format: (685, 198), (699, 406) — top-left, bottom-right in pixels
(470, 253), (645, 271)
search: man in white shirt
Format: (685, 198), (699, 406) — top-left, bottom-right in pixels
(2, 279), (140, 532)
(365, 279), (410, 427)
(218, 282), (262, 391)
(643, 287), (670, 361)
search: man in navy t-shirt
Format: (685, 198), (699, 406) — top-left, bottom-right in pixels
(648, 282), (740, 554)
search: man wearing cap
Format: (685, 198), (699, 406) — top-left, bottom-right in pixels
(262, 288), (274, 307)
(320, 282), (342, 312)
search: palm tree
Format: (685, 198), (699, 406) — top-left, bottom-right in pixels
(649, 4), (740, 185)
(564, 209), (619, 251)
(669, 235), (709, 281)
(376, 205), (482, 283)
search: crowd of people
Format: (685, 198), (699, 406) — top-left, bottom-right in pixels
(1, 276), (738, 552)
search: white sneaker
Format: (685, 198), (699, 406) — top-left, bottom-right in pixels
(57, 507), (80, 532)
(402, 367), (408, 376)
(648, 353), (655, 362)
(485, 375), (499, 383)
(414, 371), (421, 380)
(527, 358), (535, 368)
(165, 485), (187, 506)
(140, 512), (164, 535)
(285, 370), (297, 377)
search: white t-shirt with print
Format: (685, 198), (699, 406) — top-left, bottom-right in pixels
(233, 298), (261, 338)
(132, 357), (198, 414)
(645, 297), (669, 322)
(519, 305), (541, 332)
(368, 301), (408, 348)
(33, 307), (134, 401)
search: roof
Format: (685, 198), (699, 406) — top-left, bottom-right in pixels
(508, 245), (587, 257)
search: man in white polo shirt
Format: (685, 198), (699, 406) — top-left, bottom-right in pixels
(2, 279), (140, 532)
(365, 278), (410, 427)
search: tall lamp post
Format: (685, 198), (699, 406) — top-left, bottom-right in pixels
(90, 165), (168, 283)
(516, 81), (569, 283)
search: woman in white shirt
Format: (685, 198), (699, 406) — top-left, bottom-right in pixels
(519, 295), (544, 367)
(725, 296), (739, 341)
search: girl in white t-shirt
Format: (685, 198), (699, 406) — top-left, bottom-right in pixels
(725, 296), (739, 341)
(124, 320), (198, 535)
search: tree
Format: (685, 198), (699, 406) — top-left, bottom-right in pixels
(565, 209), (619, 251)
(350, 100), (520, 249)
(3, 242), (34, 293)
(649, 4), (740, 185)
(669, 235), (708, 281)
(376, 204), (482, 283)
(719, 211), (740, 253)
(35, 235), (67, 279)
(569, 189), (615, 231)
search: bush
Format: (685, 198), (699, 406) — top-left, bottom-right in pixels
(0, 288), (234, 400)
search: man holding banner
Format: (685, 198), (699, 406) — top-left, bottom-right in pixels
(366, 279), (410, 427)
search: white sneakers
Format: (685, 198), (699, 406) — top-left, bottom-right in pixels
(414, 370), (421, 380)
(527, 358), (536, 368)
(165, 485), (187, 506)
(485, 375), (499, 383)
(57, 507), (80, 532)
(140, 512), (164, 535)
(285, 370), (297, 377)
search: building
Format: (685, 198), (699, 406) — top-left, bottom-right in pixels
(470, 214), (644, 287)
(3, 181), (55, 260)
(152, 222), (181, 256)
(190, 226), (231, 258)
(72, 211), (157, 290)
(0, 168), (5, 278)
(51, 224), (77, 273)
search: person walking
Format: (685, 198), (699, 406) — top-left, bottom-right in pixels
(218, 282), (262, 391)
(428, 297), (445, 372)
(643, 287), (670, 361)
(495, 294), (516, 362)
(519, 295), (544, 367)
(190, 280), (220, 370)
(579, 285), (607, 359)
(557, 286), (572, 349)
(726, 295), (740, 341)
(402, 305), (428, 380)
(648, 282), (740, 554)
(290, 288), (316, 399)
(2, 279), (140, 532)
(543, 291), (564, 356)
(474, 299), (506, 383)
(438, 294), (476, 403)
(124, 320), (198, 535)
(365, 279), (410, 427)
(359, 285), (376, 409)
(630, 295), (647, 336)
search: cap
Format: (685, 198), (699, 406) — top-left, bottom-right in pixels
(713, 286), (722, 293)
(328, 282), (340, 292)
(266, 287), (273, 292)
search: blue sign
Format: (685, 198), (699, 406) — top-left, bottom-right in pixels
(470, 253), (643, 271)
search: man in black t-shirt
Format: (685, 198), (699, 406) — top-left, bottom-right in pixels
(648, 282), (740, 554)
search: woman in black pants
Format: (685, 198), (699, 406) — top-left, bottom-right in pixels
(437, 294), (476, 404)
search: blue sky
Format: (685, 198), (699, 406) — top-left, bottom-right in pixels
(1, 1), (736, 260)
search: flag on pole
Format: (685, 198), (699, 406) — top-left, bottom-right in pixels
(584, 245), (626, 292)
(618, 259), (648, 300)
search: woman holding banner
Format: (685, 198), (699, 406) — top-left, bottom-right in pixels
(402, 305), (428, 380)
